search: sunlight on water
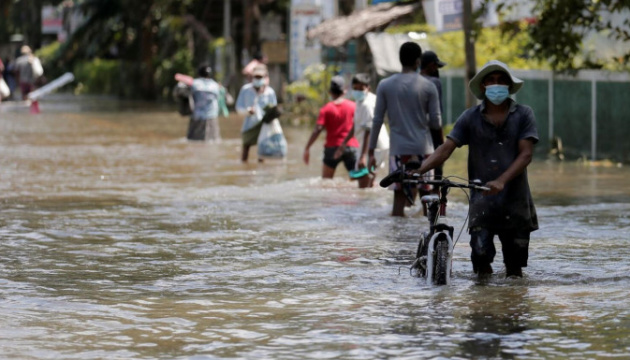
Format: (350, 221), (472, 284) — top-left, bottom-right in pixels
(0, 96), (629, 359)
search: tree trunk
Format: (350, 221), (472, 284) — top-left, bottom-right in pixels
(463, 0), (476, 108)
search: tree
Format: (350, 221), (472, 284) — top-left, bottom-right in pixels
(494, 0), (630, 71)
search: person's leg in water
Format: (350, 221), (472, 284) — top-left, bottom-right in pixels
(498, 230), (530, 278)
(322, 147), (343, 179)
(470, 227), (497, 277)
(242, 145), (250, 162)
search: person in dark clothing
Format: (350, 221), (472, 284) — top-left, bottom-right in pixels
(420, 50), (446, 181)
(418, 60), (539, 279)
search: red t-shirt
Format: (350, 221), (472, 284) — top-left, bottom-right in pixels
(316, 99), (359, 148)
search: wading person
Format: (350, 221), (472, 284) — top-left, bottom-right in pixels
(335, 73), (389, 188)
(420, 50), (447, 181)
(187, 64), (221, 141)
(303, 76), (359, 179)
(417, 60), (539, 278)
(368, 42), (442, 216)
(235, 64), (277, 162)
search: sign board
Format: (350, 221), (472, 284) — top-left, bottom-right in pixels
(289, 0), (336, 81)
(262, 41), (288, 64)
(422, 0), (498, 32)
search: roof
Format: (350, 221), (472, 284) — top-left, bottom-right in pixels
(306, 2), (419, 48)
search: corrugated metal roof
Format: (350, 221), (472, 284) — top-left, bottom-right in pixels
(306, 2), (419, 47)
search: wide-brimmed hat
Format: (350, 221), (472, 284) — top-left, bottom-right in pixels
(252, 64), (268, 77)
(468, 60), (523, 100)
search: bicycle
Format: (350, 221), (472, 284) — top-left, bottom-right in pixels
(380, 170), (489, 285)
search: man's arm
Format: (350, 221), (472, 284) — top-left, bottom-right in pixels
(368, 86), (387, 169)
(484, 138), (535, 195)
(303, 124), (324, 165)
(419, 138), (457, 174)
(334, 125), (355, 159)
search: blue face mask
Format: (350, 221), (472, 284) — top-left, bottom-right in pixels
(485, 85), (510, 105)
(253, 78), (265, 88)
(352, 90), (366, 102)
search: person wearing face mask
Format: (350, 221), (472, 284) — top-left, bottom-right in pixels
(334, 73), (389, 188)
(368, 42), (442, 216)
(303, 76), (359, 180)
(235, 64), (277, 162)
(417, 60), (539, 279)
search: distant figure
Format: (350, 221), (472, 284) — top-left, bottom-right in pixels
(303, 76), (359, 180)
(235, 64), (277, 162)
(187, 64), (221, 141)
(418, 60), (539, 278)
(335, 73), (390, 188)
(368, 42), (442, 217)
(2, 57), (17, 99)
(420, 50), (447, 180)
(14, 45), (43, 100)
(242, 51), (267, 84)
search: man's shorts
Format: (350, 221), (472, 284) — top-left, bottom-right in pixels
(323, 146), (359, 172)
(388, 154), (433, 191)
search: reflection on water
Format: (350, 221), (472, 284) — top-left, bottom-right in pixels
(1, 95), (630, 359)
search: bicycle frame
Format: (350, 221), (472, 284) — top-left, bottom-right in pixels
(380, 171), (489, 285)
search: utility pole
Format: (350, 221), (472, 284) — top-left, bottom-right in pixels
(463, 0), (476, 108)
(223, 0), (233, 87)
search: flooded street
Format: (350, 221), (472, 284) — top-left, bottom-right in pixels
(1, 95), (630, 359)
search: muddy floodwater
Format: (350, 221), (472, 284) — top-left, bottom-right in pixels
(1, 95), (629, 359)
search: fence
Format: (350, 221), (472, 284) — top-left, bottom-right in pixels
(440, 69), (630, 163)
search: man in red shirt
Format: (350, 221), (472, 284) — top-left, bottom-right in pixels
(303, 76), (360, 179)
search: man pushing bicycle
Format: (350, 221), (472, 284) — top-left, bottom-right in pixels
(417, 60), (539, 279)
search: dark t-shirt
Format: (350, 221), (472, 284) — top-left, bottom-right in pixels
(447, 100), (539, 232)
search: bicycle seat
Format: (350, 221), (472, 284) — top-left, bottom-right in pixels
(421, 194), (440, 204)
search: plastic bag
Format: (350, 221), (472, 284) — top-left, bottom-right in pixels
(0, 78), (9, 99)
(32, 57), (44, 78)
(257, 119), (287, 158)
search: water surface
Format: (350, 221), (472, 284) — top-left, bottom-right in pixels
(1, 96), (629, 359)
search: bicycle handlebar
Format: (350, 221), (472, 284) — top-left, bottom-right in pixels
(379, 170), (490, 191)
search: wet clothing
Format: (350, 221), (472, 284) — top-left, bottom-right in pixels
(369, 72), (441, 156)
(470, 227), (530, 270)
(447, 99), (539, 233)
(187, 78), (221, 141)
(235, 83), (277, 134)
(191, 78), (220, 121)
(323, 146), (359, 171)
(317, 99), (359, 148)
(187, 117), (220, 141)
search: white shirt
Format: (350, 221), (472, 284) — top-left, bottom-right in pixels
(355, 92), (389, 152)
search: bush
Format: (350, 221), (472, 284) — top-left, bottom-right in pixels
(284, 64), (339, 125)
(73, 58), (121, 95)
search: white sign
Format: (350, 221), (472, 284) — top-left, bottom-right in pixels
(289, 0), (337, 81)
(423, 0), (498, 32)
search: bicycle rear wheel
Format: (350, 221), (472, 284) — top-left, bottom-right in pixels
(434, 238), (449, 285)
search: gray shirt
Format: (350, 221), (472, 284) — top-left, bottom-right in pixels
(369, 72), (441, 156)
(447, 100), (539, 232)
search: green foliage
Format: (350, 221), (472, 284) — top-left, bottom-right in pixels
(284, 64), (340, 125)
(73, 58), (121, 95)
(491, 0), (630, 71)
(387, 22), (548, 70)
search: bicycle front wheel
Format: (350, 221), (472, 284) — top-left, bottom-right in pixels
(434, 238), (449, 285)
